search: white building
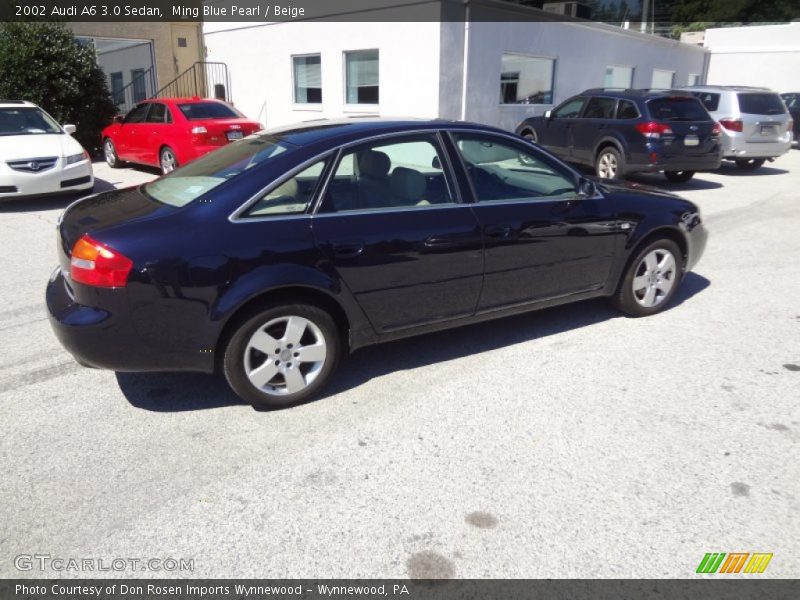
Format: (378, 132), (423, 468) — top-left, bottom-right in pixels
(704, 22), (800, 93)
(203, 0), (708, 131)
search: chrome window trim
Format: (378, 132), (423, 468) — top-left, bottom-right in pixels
(311, 203), (467, 219)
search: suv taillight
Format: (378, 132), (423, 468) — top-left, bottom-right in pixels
(711, 122), (721, 137)
(70, 234), (132, 288)
(635, 121), (673, 139)
(719, 118), (743, 132)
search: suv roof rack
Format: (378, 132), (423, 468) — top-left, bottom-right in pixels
(0, 99), (27, 104)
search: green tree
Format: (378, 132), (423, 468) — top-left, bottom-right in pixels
(0, 21), (116, 154)
(673, 0), (800, 22)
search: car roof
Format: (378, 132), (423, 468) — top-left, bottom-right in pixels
(258, 117), (508, 148)
(144, 97), (228, 104)
(679, 85), (776, 93)
(0, 99), (37, 108)
(578, 88), (695, 100)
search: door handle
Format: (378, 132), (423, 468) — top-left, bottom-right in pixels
(484, 225), (513, 239)
(331, 241), (365, 257)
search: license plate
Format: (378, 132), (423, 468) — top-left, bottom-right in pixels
(684, 135), (699, 146)
(760, 125), (775, 136)
(226, 131), (244, 141)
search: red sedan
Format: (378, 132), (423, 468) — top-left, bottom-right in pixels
(102, 97), (262, 174)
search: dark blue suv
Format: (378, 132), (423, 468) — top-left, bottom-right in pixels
(515, 89), (723, 183)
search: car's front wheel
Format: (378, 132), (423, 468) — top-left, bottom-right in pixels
(610, 239), (683, 317)
(160, 146), (178, 174)
(663, 170), (695, 183)
(223, 303), (341, 409)
(104, 138), (123, 168)
(596, 147), (623, 179)
(734, 158), (765, 170)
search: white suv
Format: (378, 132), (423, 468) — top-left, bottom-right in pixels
(679, 86), (793, 170)
(0, 100), (94, 200)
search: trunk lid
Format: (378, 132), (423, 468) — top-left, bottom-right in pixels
(645, 97), (718, 155)
(736, 93), (790, 143)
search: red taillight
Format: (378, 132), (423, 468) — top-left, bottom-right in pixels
(711, 122), (721, 137)
(635, 121), (673, 139)
(70, 234), (133, 288)
(719, 118), (743, 132)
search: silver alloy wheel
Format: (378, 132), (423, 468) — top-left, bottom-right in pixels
(244, 315), (327, 396)
(104, 139), (116, 166)
(632, 248), (677, 308)
(597, 152), (618, 178)
(160, 149), (176, 174)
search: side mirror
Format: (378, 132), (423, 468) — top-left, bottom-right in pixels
(63, 124), (76, 135)
(113, 115), (124, 124)
(578, 178), (597, 198)
(431, 156), (442, 169)
(544, 109), (552, 119)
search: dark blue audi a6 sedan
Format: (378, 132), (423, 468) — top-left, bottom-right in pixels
(47, 119), (707, 408)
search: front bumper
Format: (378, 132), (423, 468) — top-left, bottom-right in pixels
(685, 215), (708, 273)
(46, 268), (209, 373)
(0, 159), (93, 199)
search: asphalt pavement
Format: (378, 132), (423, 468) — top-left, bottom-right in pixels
(0, 155), (798, 578)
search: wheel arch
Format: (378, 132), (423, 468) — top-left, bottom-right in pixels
(612, 225), (689, 294)
(594, 136), (626, 161)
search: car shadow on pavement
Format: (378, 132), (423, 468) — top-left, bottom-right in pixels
(626, 174), (723, 191)
(715, 163), (789, 177)
(116, 273), (710, 412)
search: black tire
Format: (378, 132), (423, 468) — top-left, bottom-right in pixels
(103, 138), (124, 169)
(595, 146), (624, 179)
(609, 239), (684, 317)
(734, 158), (765, 170)
(223, 303), (341, 409)
(160, 146), (179, 174)
(663, 170), (695, 183)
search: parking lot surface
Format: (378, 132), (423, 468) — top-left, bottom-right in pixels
(1, 156), (798, 578)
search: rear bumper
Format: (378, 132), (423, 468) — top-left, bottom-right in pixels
(721, 134), (792, 159)
(0, 160), (93, 199)
(46, 268), (212, 373)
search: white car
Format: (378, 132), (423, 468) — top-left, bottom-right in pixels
(0, 100), (94, 200)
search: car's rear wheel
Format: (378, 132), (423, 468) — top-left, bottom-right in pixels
(104, 138), (123, 169)
(610, 239), (683, 317)
(160, 146), (178, 174)
(663, 170), (695, 183)
(223, 303), (341, 409)
(734, 158), (765, 170)
(596, 147), (623, 179)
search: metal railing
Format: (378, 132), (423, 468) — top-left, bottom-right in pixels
(113, 66), (157, 115)
(155, 62), (231, 103)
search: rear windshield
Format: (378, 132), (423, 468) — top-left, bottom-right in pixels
(736, 93), (786, 115)
(691, 92), (720, 112)
(178, 102), (242, 120)
(143, 136), (293, 207)
(646, 97), (710, 121)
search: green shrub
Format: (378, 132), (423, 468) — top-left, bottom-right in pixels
(0, 22), (116, 154)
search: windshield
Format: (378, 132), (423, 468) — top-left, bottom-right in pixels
(646, 97), (710, 121)
(737, 93), (786, 115)
(178, 102), (243, 120)
(143, 135), (294, 207)
(0, 107), (61, 136)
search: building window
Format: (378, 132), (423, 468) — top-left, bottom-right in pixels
(131, 68), (147, 103)
(651, 69), (675, 89)
(345, 50), (379, 105)
(687, 73), (700, 86)
(604, 65), (633, 89)
(500, 53), (554, 104)
(293, 55), (322, 104)
(110, 72), (124, 106)
(177, 37), (187, 48)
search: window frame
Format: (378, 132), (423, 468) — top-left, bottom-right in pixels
(444, 130), (583, 206)
(123, 102), (151, 124)
(499, 52), (556, 106)
(651, 69), (676, 90)
(291, 53), (323, 109)
(343, 49), (380, 110)
(315, 131), (459, 215)
(603, 65), (634, 90)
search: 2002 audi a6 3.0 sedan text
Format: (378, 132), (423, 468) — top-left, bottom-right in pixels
(47, 119), (707, 408)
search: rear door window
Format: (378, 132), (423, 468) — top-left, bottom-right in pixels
(692, 92), (720, 112)
(737, 93), (786, 115)
(646, 97), (710, 121)
(582, 97), (617, 119)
